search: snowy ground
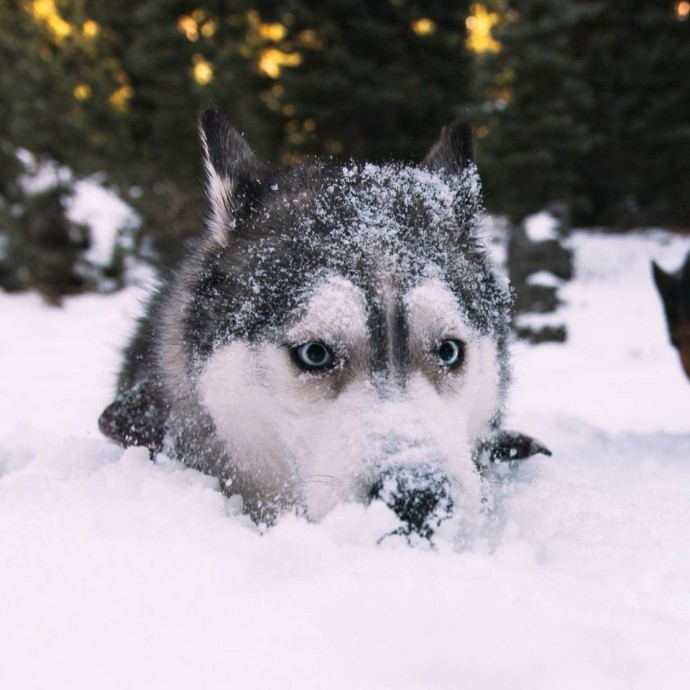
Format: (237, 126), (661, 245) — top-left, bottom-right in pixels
(1, 229), (690, 690)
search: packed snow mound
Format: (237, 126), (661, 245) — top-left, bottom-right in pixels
(67, 177), (139, 267)
(523, 210), (560, 241)
(1, 229), (690, 689)
(14, 148), (140, 272)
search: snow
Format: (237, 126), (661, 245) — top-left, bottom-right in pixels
(1, 228), (690, 689)
(16, 148), (73, 196)
(526, 269), (563, 287)
(14, 149), (139, 269)
(67, 178), (140, 267)
(524, 210), (560, 242)
(514, 311), (564, 330)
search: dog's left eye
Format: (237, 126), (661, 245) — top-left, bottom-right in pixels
(294, 342), (334, 370)
(436, 339), (465, 369)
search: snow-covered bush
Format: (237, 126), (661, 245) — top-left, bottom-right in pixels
(0, 148), (140, 304)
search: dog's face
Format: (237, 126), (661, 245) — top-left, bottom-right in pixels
(201, 272), (505, 526)
(168, 110), (511, 532)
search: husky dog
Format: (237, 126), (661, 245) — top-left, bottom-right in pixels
(100, 107), (549, 537)
(652, 253), (690, 381)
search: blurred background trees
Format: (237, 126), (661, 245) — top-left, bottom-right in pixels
(1, 0), (689, 298)
(477, 0), (690, 226)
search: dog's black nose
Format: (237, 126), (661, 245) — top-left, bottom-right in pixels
(369, 464), (453, 539)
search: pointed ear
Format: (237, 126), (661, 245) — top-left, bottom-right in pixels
(651, 261), (678, 304)
(199, 105), (266, 242)
(421, 120), (474, 174)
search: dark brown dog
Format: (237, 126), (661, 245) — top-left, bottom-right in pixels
(652, 251), (690, 380)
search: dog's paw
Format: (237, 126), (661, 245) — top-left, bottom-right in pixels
(476, 429), (552, 465)
(98, 379), (168, 456)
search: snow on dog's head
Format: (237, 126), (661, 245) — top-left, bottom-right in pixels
(172, 107), (512, 534)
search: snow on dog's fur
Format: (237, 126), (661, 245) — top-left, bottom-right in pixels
(100, 107), (548, 537)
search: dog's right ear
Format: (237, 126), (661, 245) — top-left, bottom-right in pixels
(199, 105), (266, 242)
(421, 120), (474, 175)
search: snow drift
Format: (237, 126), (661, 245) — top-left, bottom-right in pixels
(1, 229), (690, 689)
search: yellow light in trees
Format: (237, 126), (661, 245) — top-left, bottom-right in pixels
(109, 85), (134, 112)
(411, 18), (436, 36)
(259, 23), (287, 42)
(466, 4), (501, 54)
(31, 0), (72, 42)
(200, 20), (217, 38)
(258, 48), (302, 79)
(73, 84), (91, 100)
(82, 20), (99, 38)
(677, 1), (690, 20)
(178, 15), (199, 41)
(192, 56), (214, 85)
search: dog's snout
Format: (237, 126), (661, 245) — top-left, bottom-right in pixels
(369, 464), (453, 539)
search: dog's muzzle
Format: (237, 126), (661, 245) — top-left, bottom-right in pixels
(369, 463), (453, 539)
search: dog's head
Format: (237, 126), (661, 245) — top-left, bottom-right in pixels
(169, 107), (513, 533)
(98, 109), (551, 535)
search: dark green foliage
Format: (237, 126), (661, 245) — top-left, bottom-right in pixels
(477, 0), (690, 226)
(475, 1), (596, 221)
(582, 1), (690, 226)
(259, 0), (473, 161)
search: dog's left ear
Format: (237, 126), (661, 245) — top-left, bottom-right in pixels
(199, 105), (267, 242)
(421, 120), (474, 174)
(651, 261), (678, 306)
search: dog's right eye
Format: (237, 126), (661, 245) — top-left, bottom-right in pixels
(294, 342), (334, 370)
(436, 339), (465, 369)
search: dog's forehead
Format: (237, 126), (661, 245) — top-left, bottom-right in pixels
(249, 161), (485, 289)
(290, 273), (468, 336)
(278, 161), (473, 251)
(187, 159), (507, 354)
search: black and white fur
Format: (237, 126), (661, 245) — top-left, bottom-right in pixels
(100, 107), (548, 536)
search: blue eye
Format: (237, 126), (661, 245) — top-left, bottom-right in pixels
(437, 339), (465, 369)
(294, 342), (334, 370)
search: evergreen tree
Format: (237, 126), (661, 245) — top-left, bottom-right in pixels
(475, 0), (597, 222)
(581, 0), (690, 225)
(254, 0), (474, 161)
(477, 0), (690, 226)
